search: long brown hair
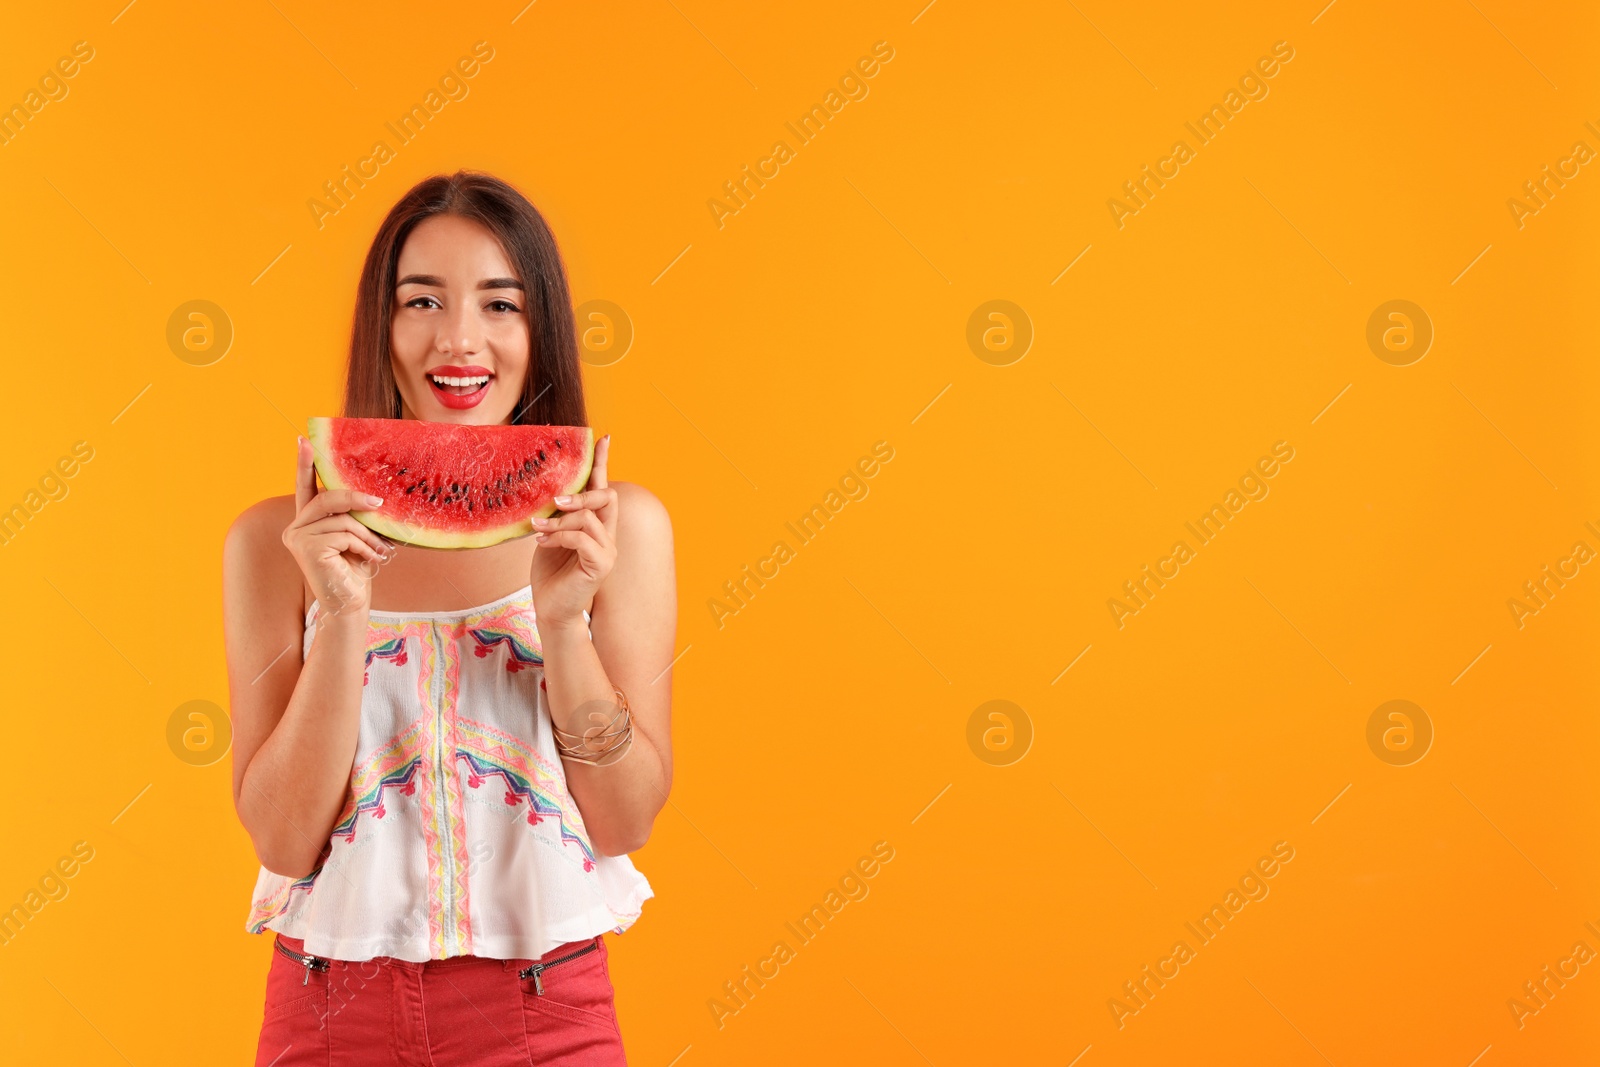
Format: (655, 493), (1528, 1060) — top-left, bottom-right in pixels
(342, 170), (587, 428)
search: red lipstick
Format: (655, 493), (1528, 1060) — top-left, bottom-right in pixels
(426, 365), (494, 410)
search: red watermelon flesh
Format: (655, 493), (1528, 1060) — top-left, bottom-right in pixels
(306, 417), (594, 549)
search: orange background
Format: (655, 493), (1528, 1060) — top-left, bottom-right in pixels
(1, 1), (1596, 1063)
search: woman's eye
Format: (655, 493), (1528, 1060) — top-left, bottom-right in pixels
(402, 295), (518, 312)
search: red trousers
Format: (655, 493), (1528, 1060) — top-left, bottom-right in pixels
(254, 933), (628, 1066)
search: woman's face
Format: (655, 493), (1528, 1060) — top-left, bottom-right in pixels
(390, 213), (531, 425)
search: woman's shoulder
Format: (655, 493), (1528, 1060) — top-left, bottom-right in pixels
(225, 494), (297, 553)
(610, 481), (672, 541)
(604, 482), (673, 608)
(222, 495), (306, 608)
(611, 480), (665, 511)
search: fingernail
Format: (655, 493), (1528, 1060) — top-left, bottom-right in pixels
(366, 495), (384, 506)
(554, 495), (572, 505)
(534, 532), (548, 541)
(532, 516), (548, 526)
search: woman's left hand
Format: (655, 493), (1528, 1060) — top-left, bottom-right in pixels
(529, 434), (617, 630)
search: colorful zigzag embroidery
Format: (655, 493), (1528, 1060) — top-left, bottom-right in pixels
(332, 755), (422, 834)
(363, 635), (408, 685)
(466, 622), (543, 673)
(246, 726), (428, 932)
(456, 719), (596, 871)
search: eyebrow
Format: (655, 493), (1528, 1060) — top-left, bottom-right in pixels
(396, 273), (525, 291)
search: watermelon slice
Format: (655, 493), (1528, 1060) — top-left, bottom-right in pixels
(306, 417), (594, 549)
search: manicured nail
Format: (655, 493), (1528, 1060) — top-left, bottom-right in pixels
(532, 516), (548, 526)
(366, 495), (384, 506)
(554, 495), (572, 505)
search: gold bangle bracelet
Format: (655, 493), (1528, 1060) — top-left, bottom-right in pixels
(558, 731), (634, 767)
(551, 685), (628, 742)
(553, 686), (633, 765)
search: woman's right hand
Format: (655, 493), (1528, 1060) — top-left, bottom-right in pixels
(283, 435), (394, 618)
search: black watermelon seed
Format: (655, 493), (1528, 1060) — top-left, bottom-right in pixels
(537, 450), (545, 463)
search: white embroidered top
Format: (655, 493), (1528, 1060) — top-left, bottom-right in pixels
(245, 585), (653, 963)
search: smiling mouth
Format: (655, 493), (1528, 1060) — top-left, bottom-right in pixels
(429, 373), (491, 396)
(427, 370), (493, 409)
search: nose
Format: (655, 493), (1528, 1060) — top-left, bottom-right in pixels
(437, 301), (484, 357)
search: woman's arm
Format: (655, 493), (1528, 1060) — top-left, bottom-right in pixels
(223, 441), (392, 878)
(541, 481), (677, 856)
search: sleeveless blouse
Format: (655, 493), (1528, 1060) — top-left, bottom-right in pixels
(244, 585), (653, 963)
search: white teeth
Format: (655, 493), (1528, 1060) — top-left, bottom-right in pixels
(430, 374), (490, 388)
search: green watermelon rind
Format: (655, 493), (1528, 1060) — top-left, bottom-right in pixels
(306, 417), (595, 551)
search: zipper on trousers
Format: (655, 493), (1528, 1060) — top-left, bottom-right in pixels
(518, 940), (600, 995)
(275, 939), (331, 985)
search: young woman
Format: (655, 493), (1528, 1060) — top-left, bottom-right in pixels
(222, 171), (676, 1065)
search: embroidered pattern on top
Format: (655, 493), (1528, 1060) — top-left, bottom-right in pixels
(252, 593), (593, 954)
